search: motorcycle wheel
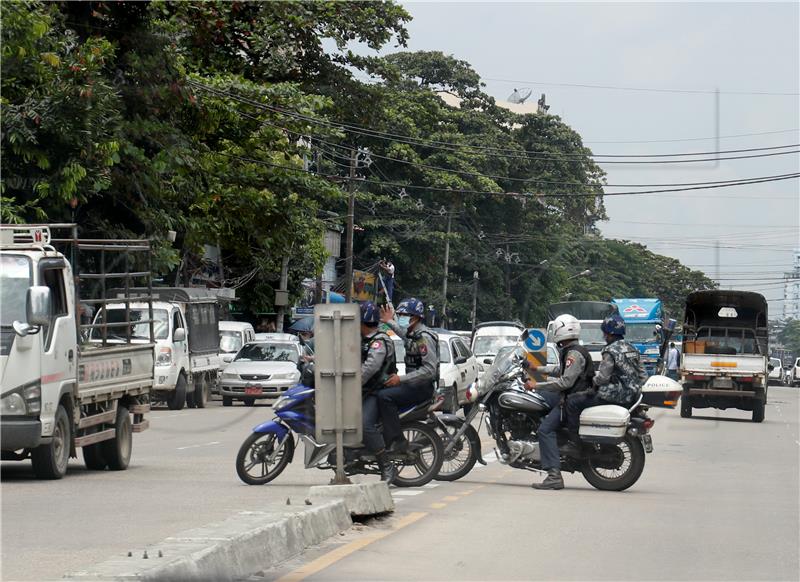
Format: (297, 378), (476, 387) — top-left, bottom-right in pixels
(236, 431), (294, 485)
(434, 419), (480, 482)
(581, 434), (645, 492)
(392, 422), (444, 488)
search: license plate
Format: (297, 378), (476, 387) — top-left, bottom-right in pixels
(641, 434), (653, 453)
(245, 385), (263, 396)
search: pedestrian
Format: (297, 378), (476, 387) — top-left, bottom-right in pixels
(667, 342), (680, 380)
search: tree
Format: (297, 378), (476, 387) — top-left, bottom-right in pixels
(778, 319), (800, 355)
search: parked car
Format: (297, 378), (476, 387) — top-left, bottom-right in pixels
(219, 321), (256, 369)
(218, 338), (306, 406)
(437, 331), (479, 410)
(768, 357), (784, 386)
(471, 321), (525, 379)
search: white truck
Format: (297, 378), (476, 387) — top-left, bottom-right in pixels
(1, 224), (153, 479)
(680, 290), (770, 423)
(99, 288), (223, 410)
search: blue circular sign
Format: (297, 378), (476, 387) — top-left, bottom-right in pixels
(524, 329), (547, 352)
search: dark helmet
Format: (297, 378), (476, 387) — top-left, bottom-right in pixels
(601, 313), (626, 336)
(360, 301), (380, 324)
(396, 298), (424, 317)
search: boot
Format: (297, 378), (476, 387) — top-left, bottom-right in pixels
(376, 451), (397, 483)
(531, 469), (564, 490)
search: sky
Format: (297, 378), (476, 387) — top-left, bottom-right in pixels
(353, 1), (800, 318)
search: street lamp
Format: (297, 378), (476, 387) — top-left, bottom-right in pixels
(568, 269), (591, 280)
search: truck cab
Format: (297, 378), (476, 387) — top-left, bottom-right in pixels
(612, 298), (665, 376)
(680, 290), (769, 422)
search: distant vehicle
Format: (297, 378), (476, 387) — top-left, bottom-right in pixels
(220, 321), (256, 367)
(547, 301), (617, 364)
(680, 291), (769, 422)
(768, 357), (784, 385)
(1, 224), (153, 479)
(612, 298), (665, 376)
(435, 330), (479, 411)
(219, 339), (306, 406)
(471, 321), (525, 378)
(99, 287), (222, 410)
(792, 358), (800, 387)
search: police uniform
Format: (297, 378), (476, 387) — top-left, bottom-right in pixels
(380, 320), (439, 446)
(566, 338), (648, 434)
(533, 340), (595, 471)
(361, 330), (396, 453)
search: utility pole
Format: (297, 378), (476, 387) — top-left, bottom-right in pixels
(471, 270), (479, 331)
(441, 209), (452, 328)
(344, 148), (357, 302)
(275, 255), (289, 332)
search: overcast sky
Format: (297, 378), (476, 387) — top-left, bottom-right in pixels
(365, 2), (800, 317)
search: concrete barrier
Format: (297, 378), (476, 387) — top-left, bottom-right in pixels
(309, 481), (394, 517)
(63, 501), (352, 581)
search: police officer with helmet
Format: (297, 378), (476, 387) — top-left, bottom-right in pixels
(525, 314), (595, 490)
(359, 301), (398, 482)
(565, 312), (648, 441)
(379, 298), (439, 452)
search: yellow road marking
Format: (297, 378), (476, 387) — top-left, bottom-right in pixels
(442, 495), (460, 502)
(429, 502), (447, 509)
(276, 512), (427, 582)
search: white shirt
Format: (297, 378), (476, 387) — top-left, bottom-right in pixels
(667, 347), (680, 370)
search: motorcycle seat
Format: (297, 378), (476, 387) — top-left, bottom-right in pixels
(399, 400), (433, 422)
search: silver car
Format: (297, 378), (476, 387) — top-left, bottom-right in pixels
(219, 341), (303, 406)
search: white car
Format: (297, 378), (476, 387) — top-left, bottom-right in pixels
(768, 357), (784, 386)
(792, 358), (800, 387)
(471, 321), (525, 379)
(218, 340), (305, 406)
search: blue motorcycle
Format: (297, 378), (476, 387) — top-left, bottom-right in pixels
(235, 375), (444, 487)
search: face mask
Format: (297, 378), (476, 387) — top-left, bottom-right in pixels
(397, 315), (411, 328)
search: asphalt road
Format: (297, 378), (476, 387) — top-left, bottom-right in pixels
(2, 387), (799, 581)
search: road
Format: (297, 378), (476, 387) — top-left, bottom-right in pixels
(2, 387), (799, 581)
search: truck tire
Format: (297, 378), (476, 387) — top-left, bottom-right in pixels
(82, 427), (108, 470)
(680, 390), (692, 418)
(31, 404), (71, 480)
(167, 374), (187, 411)
(752, 389), (765, 423)
(195, 374), (210, 409)
(102, 405), (132, 470)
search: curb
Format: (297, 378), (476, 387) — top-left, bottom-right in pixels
(63, 501), (352, 581)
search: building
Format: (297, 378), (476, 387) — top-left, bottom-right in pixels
(784, 248), (800, 320)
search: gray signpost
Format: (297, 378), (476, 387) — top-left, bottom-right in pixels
(313, 303), (362, 484)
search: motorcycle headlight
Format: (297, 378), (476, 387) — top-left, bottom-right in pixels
(273, 395), (291, 412)
(1, 393), (26, 415)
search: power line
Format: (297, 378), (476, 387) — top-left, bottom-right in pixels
(582, 129), (800, 145)
(482, 76), (800, 97)
(188, 81), (800, 164)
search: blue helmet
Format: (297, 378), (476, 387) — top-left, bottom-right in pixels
(601, 313), (626, 336)
(396, 297), (424, 317)
(360, 301), (380, 324)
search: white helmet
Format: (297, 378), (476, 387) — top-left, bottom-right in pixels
(551, 314), (581, 343)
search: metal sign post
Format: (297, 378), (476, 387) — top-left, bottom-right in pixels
(314, 303), (362, 485)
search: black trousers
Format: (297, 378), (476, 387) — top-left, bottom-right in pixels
(376, 383), (434, 445)
(362, 394), (385, 453)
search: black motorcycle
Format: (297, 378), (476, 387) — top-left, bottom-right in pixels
(451, 347), (655, 491)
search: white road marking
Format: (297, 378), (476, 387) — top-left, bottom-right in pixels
(176, 441), (221, 451)
(421, 483), (440, 488)
(393, 490), (424, 496)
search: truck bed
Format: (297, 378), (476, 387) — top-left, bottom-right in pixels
(77, 343), (154, 402)
(682, 353), (766, 376)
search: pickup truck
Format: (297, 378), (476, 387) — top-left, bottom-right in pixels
(680, 290), (769, 423)
(1, 224), (153, 478)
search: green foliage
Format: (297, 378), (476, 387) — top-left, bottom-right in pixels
(778, 320), (800, 355)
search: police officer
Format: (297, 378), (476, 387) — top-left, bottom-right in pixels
(379, 298), (439, 452)
(565, 312), (648, 439)
(359, 301), (398, 482)
(526, 315), (595, 490)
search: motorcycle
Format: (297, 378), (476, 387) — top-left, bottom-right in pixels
(450, 347), (655, 491)
(235, 366), (444, 487)
(429, 411), (485, 481)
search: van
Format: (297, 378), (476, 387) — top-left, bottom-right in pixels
(219, 321), (256, 369)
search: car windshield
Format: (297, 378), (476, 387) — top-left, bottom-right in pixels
(579, 322), (606, 345)
(695, 327), (759, 355)
(0, 255), (32, 327)
(473, 335), (518, 356)
(92, 308), (169, 340)
(624, 323), (660, 343)
(220, 331), (243, 353)
(235, 342), (298, 363)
